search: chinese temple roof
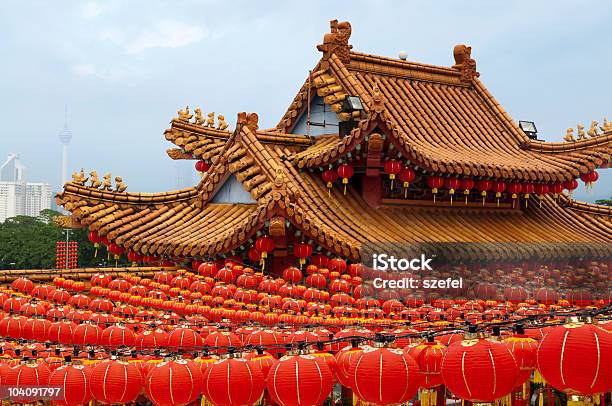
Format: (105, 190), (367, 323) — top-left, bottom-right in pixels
(57, 20), (611, 262)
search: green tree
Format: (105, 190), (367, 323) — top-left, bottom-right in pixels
(0, 209), (101, 270)
(595, 197), (612, 206)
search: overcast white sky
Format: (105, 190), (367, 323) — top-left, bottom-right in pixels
(0, 0), (610, 201)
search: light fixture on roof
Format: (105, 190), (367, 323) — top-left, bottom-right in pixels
(519, 120), (538, 140)
(338, 96), (364, 139)
(342, 96), (364, 112)
(399, 51), (408, 60)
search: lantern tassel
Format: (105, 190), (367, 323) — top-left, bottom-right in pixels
(93, 243), (99, 258)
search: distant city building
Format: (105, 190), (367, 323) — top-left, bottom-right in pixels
(0, 154), (52, 222)
(0, 153), (26, 182)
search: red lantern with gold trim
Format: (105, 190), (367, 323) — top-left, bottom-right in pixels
(476, 179), (493, 206)
(293, 242), (313, 268)
(563, 178), (579, 195)
(88, 231), (101, 257)
(441, 338), (519, 402)
(426, 176), (444, 203)
(144, 360), (203, 406)
(522, 183), (535, 207)
(49, 364), (92, 406)
(255, 235), (275, 271)
(350, 347), (421, 404)
(492, 180), (507, 206)
(461, 178), (475, 205)
(507, 182), (522, 208)
(202, 358), (265, 406)
(384, 160), (402, 190)
(503, 333), (538, 384)
(399, 166), (416, 198)
(550, 182), (563, 200)
(267, 354), (333, 406)
(322, 169), (338, 196)
(536, 321), (612, 395)
(90, 359), (143, 404)
(444, 177), (461, 205)
(337, 163), (354, 195)
(195, 160), (210, 176)
(534, 183), (549, 207)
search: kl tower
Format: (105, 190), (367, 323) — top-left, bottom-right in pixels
(57, 106), (73, 188)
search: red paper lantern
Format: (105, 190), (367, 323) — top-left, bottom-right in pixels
(255, 236), (275, 269)
(12, 277), (34, 294)
(335, 346), (364, 387)
(492, 180), (507, 206)
(384, 160), (402, 190)
(522, 183), (535, 207)
(350, 347), (420, 404)
(503, 333), (538, 383)
(168, 327), (203, 352)
(144, 360), (203, 406)
(72, 322), (102, 346)
(5, 362), (51, 401)
(48, 320), (77, 344)
(405, 341), (446, 388)
(283, 266), (303, 284)
(22, 317), (51, 341)
(426, 176), (444, 202)
(534, 183), (550, 207)
(322, 168), (338, 194)
(311, 254), (329, 268)
(398, 166), (416, 198)
(90, 360), (143, 404)
(101, 325), (136, 348)
(267, 354), (333, 406)
(562, 179), (578, 194)
(444, 177), (461, 205)
(48, 364), (92, 406)
(202, 358), (265, 406)
(441, 338), (519, 402)
(136, 329), (169, 350)
(337, 163), (354, 195)
(195, 160), (210, 173)
(537, 321), (612, 395)
(476, 179), (493, 205)
(507, 182), (522, 208)
(460, 178), (475, 205)
(550, 182), (563, 198)
(293, 242), (313, 268)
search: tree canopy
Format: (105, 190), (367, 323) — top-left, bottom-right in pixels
(0, 209), (99, 270)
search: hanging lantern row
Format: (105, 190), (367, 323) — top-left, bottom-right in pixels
(424, 175), (590, 208)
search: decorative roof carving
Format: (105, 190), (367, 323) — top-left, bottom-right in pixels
(452, 44), (479, 83)
(317, 20), (352, 64)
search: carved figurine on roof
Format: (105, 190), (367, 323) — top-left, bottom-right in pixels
(452, 45), (480, 83)
(317, 20), (352, 64)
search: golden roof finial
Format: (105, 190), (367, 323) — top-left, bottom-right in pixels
(89, 171), (101, 188)
(177, 105), (193, 121)
(101, 173), (113, 191)
(114, 176), (127, 193)
(576, 123), (586, 140)
(194, 107), (205, 125)
(564, 128), (575, 142)
(217, 115), (228, 131)
(587, 120), (600, 137)
(205, 112), (215, 128)
(71, 168), (87, 185)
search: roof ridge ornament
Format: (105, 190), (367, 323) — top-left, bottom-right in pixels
(317, 19), (352, 66)
(452, 44), (480, 83)
(236, 112), (259, 133)
(371, 81), (385, 113)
